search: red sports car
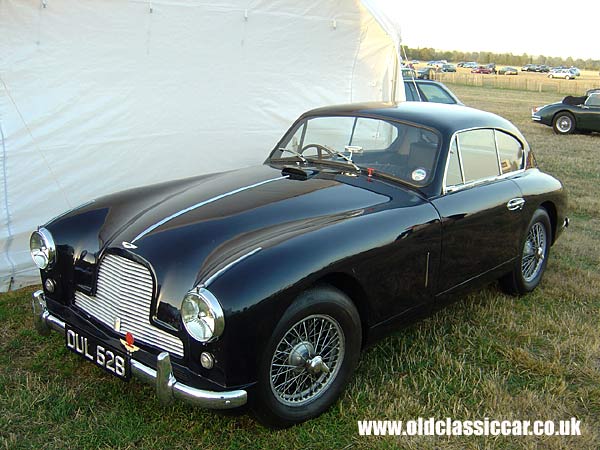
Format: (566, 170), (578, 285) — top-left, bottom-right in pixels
(471, 66), (493, 74)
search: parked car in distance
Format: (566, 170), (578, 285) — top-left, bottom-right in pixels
(31, 101), (568, 427)
(417, 67), (437, 80)
(462, 61), (479, 69)
(427, 60), (447, 68)
(471, 66), (493, 74)
(521, 64), (539, 72)
(532, 91), (600, 134)
(403, 79), (463, 105)
(537, 65), (550, 73)
(401, 67), (417, 79)
(441, 63), (457, 72)
(485, 63), (497, 74)
(569, 67), (581, 77)
(498, 66), (518, 75)
(548, 68), (576, 79)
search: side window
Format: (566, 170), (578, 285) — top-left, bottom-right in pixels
(404, 82), (418, 101)
(458, 129), (499, 182)
(495, 130), (524, 174)
(445, 137), (463, 186)
(418, 84), (456, 104)
(585, 93), (600, 107)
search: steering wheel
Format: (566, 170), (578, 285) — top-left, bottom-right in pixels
(301, 143), (336, 159)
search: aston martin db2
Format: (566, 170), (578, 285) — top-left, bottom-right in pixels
(31, 102), (568, 427)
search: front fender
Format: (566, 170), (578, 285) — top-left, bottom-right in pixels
(206, 202), (441, 386)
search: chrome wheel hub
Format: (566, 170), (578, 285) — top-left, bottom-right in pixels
(270, 314), (345, 406)
(557, 116), (572, 133)
(288, 341), (314, 370)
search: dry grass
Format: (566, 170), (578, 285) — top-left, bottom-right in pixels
(1, 85), (599, 449)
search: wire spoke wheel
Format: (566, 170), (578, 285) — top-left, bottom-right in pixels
(521, 222), (547, 282)
(270, 314), (345, 406)
(557, 117), (571, 132)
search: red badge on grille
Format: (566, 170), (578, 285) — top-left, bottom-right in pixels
(120, 331), (139, 353)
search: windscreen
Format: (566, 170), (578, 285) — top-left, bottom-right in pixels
(273, 115), (441, 186)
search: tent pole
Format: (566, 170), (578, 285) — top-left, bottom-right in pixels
(391, 50), (399, 102)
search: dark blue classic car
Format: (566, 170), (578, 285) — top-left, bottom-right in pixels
(31, 102), (568, 427)
(532, 89), (600, 134)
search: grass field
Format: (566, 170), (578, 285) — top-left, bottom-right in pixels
(1, 85), (599, 449)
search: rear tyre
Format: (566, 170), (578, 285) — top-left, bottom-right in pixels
(500, 208), (551, 296)
(552, 112), (575, 134)
(252, 285), (361, 428)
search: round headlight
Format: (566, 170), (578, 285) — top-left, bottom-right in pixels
(30, 228), (56, 270)
(181, 287), (224, 342)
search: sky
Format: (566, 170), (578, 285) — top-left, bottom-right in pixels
(387, 0), (599, 61)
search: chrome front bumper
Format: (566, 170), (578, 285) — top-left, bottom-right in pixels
(32, 290), (247, 409)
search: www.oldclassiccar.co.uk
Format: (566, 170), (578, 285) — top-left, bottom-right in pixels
(357, 417), (582, 437)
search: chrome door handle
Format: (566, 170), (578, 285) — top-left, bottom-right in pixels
(507, 198), (525, 211)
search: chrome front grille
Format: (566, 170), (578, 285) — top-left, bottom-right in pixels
(74, 254), (184, 357)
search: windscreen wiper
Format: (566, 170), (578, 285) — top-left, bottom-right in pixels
(319, 145), (361, 172)
(277, 148), (307, 163)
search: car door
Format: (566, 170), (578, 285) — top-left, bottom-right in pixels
(579, 93), (600, 131)
(430, 129), (526, 295)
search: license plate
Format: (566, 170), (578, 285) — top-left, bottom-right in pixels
(65, 324), (131, 380)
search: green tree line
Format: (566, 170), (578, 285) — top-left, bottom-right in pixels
(404, 47), (600, 71)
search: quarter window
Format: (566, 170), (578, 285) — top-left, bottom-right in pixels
(457, 129), (500, 182)
(495, 130), (523, 174)
(446, 137), (463, 186)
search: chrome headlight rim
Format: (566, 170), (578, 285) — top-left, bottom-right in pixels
(181, 287), (224, 343)
(30, 227), (56, 270)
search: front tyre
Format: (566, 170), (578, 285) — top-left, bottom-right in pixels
(552, 112), (575, 134)
(500, 208), (551, 296)
(252, 285), (361, 428)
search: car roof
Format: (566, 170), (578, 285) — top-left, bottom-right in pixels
(300, 102), (521, 137)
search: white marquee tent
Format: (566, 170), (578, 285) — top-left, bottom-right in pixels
(0, 0), (404, 291)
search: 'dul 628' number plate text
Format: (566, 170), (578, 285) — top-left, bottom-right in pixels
(65, 324), (130, 380)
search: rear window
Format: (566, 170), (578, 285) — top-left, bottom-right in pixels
(418, 84), (456, 104)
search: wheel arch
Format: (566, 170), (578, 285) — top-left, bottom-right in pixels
(539, 201), (558, 244)
(315, 272), (371, 348)
(552, 109), (577, 127)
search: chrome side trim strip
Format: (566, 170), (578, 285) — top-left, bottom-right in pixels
(31, 290), (247, 410)
(131, 176), (288, 243)
(424, 251), (430, 288)
(203, 247), (262, 287)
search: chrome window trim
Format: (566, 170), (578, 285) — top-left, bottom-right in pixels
(442, 126), (527, 195)
(455, 135), (466, 184)
(493, 130), (503, 175)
